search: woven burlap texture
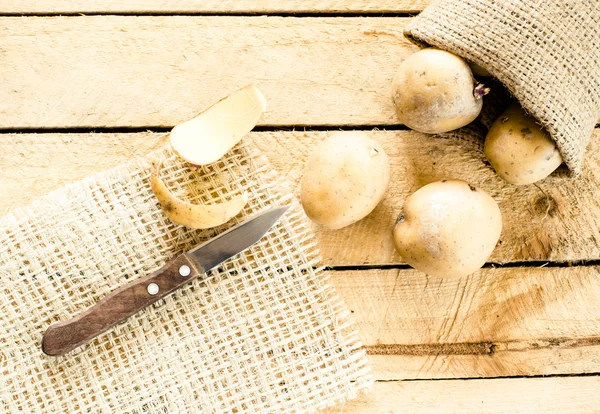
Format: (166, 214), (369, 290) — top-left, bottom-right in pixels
(0, 140), (372, 413)
(405, 0), (600, 173)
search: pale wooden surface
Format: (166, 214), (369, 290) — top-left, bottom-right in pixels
(321, 377), (600, 413)
(1, 0), (430, 14)
(3, 130), (599, 264)
(5, 132), (600, 379)
(2, 4), (599, 413)
(332, 266), (600, 379)
(0, 16), (416, 128)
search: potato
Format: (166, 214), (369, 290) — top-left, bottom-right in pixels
(393, 180), (502, 277)
(484, 102), (563, 185)
(392, 49), (488, 134)
(170, 85), (266, 166)
(300, 131), (390, 229)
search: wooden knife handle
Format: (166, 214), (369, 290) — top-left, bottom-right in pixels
(42, 253), (202, 356)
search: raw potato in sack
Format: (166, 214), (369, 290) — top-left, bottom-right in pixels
(404, 0), (600, 174)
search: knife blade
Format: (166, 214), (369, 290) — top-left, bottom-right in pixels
(42, 206), (289, 356)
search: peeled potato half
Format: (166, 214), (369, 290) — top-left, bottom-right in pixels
(170, 84), (267, 166)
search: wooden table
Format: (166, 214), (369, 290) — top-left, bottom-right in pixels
(2, 1), (599, 412)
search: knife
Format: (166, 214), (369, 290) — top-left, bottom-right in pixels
(42, 206), (289, 356)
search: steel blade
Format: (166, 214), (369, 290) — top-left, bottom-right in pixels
(188, 205), (289, 272)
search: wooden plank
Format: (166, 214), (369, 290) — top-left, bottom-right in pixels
(252, 129), (600, 264)
(3, 130), (600, 264)
(332, 266), (600, 379)
(0, 133), (167, 215)
(0, 16), (417, 129)
(0, 1), (430, 14)
(321, 377), (600, 413)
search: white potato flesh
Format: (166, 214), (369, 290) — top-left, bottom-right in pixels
(392, 49), (484, 134)
(151, 160), (247, 229)
(393, 180), (502, 277)
(301, 131), (390, 229)
(484, 102), (563, 185)
(170, 84), (267, 165)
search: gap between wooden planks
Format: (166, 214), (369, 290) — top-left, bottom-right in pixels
(332, 266), (600, 380)
(2, 130), (600, 265)
(1, 1), (430, 14)
(320, 376), (600, 414)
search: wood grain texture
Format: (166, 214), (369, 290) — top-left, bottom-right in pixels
(368, 345), (600, 380)
(3, 121), (599, 377)
(3, 130), (600, 264)
(331, 266), (600, 379)
(0, 133), (167, 215)
(3, 8), (597, 413)
(42, 253), (200, 356)
(321, 376), (600, 413)
(0, 1), (430, 14)
(0, 16), (417, 128)
(254, 129), (600, 265)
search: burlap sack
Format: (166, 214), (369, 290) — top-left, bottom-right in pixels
(405, 0), (600, 173)
(0, 140), (372, 412)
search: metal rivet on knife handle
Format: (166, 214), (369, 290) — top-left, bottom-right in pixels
(147, 283), (160, 295)
(179, 265), (191, 277)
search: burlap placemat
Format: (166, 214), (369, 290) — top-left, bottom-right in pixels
(0, 139), (372, 412)
(405, 0), (600, 174)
